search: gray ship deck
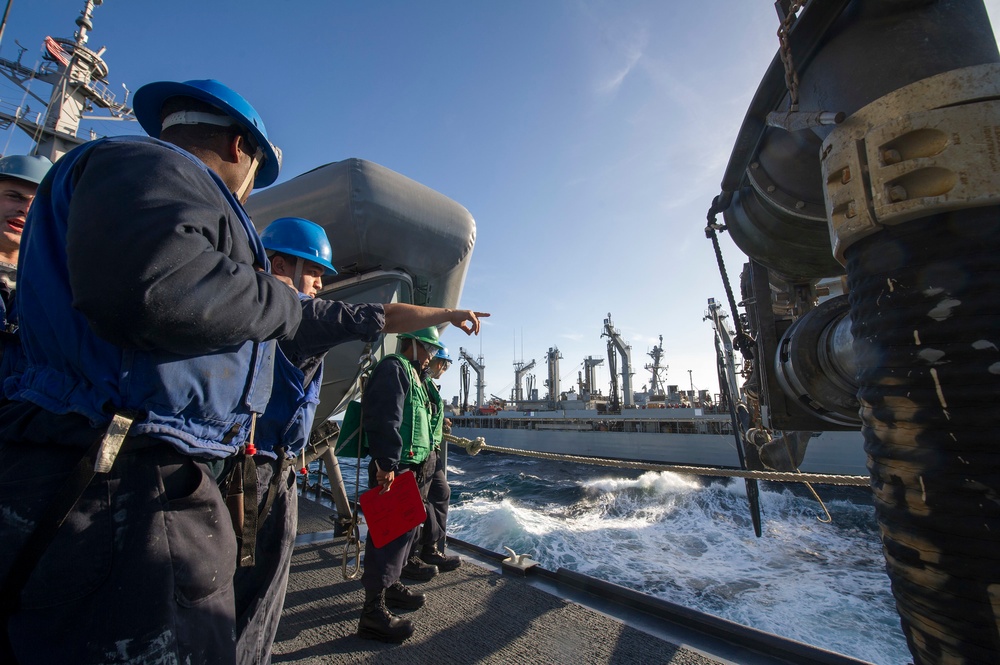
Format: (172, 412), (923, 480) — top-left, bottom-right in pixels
(276, 496), (872, 665)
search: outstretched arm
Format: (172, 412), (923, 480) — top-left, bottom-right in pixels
(382, 303), (489, 336)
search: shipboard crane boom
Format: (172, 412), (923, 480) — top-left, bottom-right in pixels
(582, 355), (604, 397)
(544, 347), (562, 409)
(459, 348), (486, 409)
(602, 313), (634, 408)
(511, 358), (536, 402)
(706, 297), (762, 538)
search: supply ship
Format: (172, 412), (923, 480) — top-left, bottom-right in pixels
(449, 309), (869, 476)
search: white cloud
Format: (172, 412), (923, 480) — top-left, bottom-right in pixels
(597, 47), (642, 96)
(595, 26), (648, 97)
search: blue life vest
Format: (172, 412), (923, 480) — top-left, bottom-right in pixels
(256, 294), (323, 460)
(9, 136), (276, 458)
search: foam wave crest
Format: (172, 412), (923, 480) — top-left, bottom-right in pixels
(448, 454), (906, 665)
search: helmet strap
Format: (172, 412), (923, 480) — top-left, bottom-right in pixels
(234, 146), (262, 201)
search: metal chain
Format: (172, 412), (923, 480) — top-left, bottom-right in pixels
(444, 434), (870, 487)
(704, 194), (754, 359)
(777, 1), (806, 111)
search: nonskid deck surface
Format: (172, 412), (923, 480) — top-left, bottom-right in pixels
(280, 497), (724, 665)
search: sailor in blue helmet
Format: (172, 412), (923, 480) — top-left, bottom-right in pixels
(0, 79), (301, 665)
(0, 155), (52, 386)
(403, 343), (462, 578)
(0, 155), (52, 304)
(239, 217), (488, 660)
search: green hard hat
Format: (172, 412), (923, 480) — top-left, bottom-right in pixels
(398, 326), (443, 349)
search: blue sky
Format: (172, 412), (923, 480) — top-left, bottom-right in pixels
(5, 1), (999, 405)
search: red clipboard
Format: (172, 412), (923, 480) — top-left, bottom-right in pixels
(359, 470), (427, 548)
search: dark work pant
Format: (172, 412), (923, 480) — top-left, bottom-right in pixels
(234, 459), (297, 665)
(361, 459), (430, 592)
(410, 449), (449, 556)
(0, 438), (238, 665)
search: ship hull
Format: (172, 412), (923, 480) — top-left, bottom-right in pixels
(451, 415), (868, 476)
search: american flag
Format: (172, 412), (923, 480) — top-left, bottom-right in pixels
(44, 36), (71, 67)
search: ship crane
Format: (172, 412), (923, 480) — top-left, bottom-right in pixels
(0, 0), (135, 160)
(544, 347), (562, 409)
(705, 300), (740, 413)
(644, 335), (668, 399)
(705, 297), (761, 538)
(602, 313), (634, 409)
(459, 348), (486, 409)
(511, 358), (536, 402)
(459, 362), (471, 414)
(579, 355), (604, 398)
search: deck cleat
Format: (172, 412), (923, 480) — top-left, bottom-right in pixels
(501, 546), (538, 576)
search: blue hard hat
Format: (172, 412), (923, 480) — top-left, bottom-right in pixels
(260, 217), (337, 275)
(434, 346), (452, 363)
(0, 155), (52, 186)
(132, 79), (281, 188)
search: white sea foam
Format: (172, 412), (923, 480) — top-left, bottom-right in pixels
(449, 463), (907, 665)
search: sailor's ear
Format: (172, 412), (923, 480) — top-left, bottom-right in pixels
(226, 133), (245, 163)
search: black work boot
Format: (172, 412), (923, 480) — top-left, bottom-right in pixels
(421, 545), (461, 571)
(385, 580), (426, 610)
(357, 588), (415, 643)
(400, 555), (438, 581)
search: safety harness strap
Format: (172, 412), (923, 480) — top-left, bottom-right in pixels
(238, 453), (259, 567)
(258, 447), (289, 528)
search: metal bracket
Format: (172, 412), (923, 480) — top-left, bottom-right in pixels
(822, 63), (1000, 262)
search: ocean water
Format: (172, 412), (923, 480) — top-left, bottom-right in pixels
(443, 450), (909, 665)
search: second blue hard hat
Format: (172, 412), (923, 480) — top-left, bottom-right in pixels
(434, 346), (452, 363)
(0, 155), (53, 186)
(260, 217), (337, 275)
(133, 79), (281, 188)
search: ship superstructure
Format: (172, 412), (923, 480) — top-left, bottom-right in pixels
(0, 0), (134, 160)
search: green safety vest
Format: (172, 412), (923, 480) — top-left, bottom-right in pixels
(383, 354), (432, 465)
(425, 379), (444, 449)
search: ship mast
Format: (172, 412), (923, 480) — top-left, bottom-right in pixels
(644, 335), (667, 400)
(0, 0), (133, 159)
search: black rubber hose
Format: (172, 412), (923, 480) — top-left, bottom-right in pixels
(845, 206), (1000, 664)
